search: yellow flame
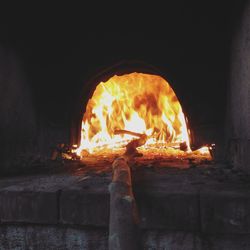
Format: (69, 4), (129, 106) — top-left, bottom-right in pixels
(76, 72), (193, 155)
(195, 146), (211, 155)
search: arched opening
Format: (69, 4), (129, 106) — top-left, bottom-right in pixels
(78, 72), (189, 152)
(74, 69), (211, 159)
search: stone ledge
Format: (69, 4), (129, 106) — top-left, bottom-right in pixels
(135, 184), (200, 231)
(200, 185), (250, 234)
(0, 190), (58, 224)
(0, 174), (85, 224)
(0, 170), (250, 235)
(60, 190), (109, 226)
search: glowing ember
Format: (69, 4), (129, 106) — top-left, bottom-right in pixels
(75, 72), (211, 159)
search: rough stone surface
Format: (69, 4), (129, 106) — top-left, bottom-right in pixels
(142, 230), (250, 250)
(60, 175), (110, 226)
(0, 190), (58, 224)
(135, 184), (199, 231)
(0, 165), (250, 237)
(60, 190), (110, 226)
(1, 225), (250, 250)
(133, 167), (202, 231)
(0, 225), (108, 250)
(200, 184), (250, 234)
(0, 174), (82, 224)
(143, 230), (201, 250)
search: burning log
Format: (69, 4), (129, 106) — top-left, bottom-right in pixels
(179, 141), (188, 151)
(125, 136), (147, 157)
(109, 157), (140, 250)
(114, 129), (147, 157)
(114, 129), (146, 138)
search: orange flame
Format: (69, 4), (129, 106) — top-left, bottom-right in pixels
(75, 72), (195, 155)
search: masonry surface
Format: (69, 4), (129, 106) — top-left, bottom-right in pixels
(0, 163), (250, 249)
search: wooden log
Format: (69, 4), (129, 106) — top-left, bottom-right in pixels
(114, 129), (145, 138)
(114, 129), (147, 157)
(125, 135), (147, 157)
(109, 157), (140, 250)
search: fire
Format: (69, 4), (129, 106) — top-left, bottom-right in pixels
(75, 72), (198, 156)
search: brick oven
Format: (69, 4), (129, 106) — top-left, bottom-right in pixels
(0, 1), (250, 249)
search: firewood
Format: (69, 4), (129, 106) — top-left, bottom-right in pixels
(114, 129), (146, 138)
(114, 129), (147, 157)
(124, 135), (147, 157)
(109, 157), (140, 250)
(180, 141), (188, 151)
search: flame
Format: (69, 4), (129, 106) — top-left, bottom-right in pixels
(75, 72), (195, 155)
(195, 146), (211, 155)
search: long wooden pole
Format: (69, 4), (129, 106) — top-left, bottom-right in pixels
(108, 157), (140, 250)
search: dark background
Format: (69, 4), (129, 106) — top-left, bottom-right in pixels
(0, 1), (247, 146)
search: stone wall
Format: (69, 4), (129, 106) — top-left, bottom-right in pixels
(1, 226), (250, 250)
(0, 225), (108, 250)
(0, 170), (250, 249)
(228, 0), (250, 171)
(0, 46), (37, 173)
